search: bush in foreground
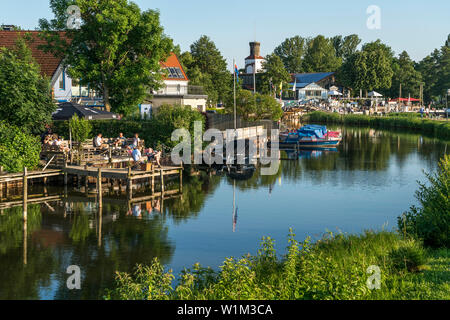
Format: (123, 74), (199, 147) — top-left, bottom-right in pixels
(399, 155), (450, 248)
(105, 230), (449, 300)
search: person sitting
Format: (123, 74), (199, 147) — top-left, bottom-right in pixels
(131, 146), (142, 168)
(114, 132), (127, 148)
(94, 133), (108, 150)
(132, 133), (140, 149)
(145, 148), (162, 167)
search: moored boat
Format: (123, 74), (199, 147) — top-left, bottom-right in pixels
(280, 125), (342, 148)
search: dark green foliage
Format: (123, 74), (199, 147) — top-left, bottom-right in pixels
(224, 90), (282, 121)
(69, 114), (92, 146)
(0, 122), (41, 173)
(388, 240), (429, 273)
(0, 37), (56, 135)
(181, 36), (232, 107)
(399, 155), (450, 248)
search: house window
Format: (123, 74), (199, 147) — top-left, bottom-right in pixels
(59, 70), (66, 90)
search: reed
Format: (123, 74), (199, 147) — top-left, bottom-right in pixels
(305, 111), (450, 140)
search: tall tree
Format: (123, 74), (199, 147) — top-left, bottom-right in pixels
(273, 36), (306, 73)
(0, 37), (56, 134)
(41, 0), (173, 115)
(186, 35), (231, 106)
(303, 35), (342, 72)
(260, 54), (291, 95)
(385, 51), (422, 98)
(332, 34), (361, 62)
(339, 40), (394, 93)
(417, 36), (450, 103)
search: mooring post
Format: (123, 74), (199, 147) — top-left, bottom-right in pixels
(160, 169), (165, 194)
(63, 159), (68, 186)
(127, 167), (132, 200)
(179, 168), (183, 193)
(84, 165), (89, 194)
(23, 167), (28, 221)
(97, 168), (103, 209)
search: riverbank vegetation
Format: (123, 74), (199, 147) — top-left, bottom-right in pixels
(105, 155), (449, 300)
(53, 104), (205, 150)
(105, 230), (449, 300)
(306, 111), (450, 140)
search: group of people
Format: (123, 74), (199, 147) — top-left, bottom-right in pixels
(41, 129), (70, 152)
(93, 132), (162, 168)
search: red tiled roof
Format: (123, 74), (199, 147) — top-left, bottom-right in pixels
(0, 31), (65, 78)
(160, 53), (189, 81)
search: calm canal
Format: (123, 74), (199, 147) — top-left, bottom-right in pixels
(0, 126), (448, 299)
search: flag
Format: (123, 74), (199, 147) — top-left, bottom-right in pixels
(279, 82), (283, 101)
(234, 64), (240, 84)
(292, 78), (297, 92)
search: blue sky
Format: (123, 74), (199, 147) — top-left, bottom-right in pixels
(1, 0), (449, 69)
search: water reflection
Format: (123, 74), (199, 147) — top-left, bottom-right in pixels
(0, 126), (448, 300)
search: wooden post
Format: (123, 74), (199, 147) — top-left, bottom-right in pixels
(127, 167), (132, 200)
(97, 168), (103, 209)
(151, 173), (155, 194)
(160, 169), (165, 194)
(179, 169), (183, 193)
(84, 165), (89, 194)
(23, 167), (28, 221)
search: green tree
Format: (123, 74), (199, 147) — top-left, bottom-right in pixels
(303, 35), (342, 72)
(273, 36), (306, 73)
(0, 37), (56, 134)
(416, 36), (450, 103)
(331, 34), (361, 62)
(255, 94), (283, 121)
(384, 51), (422, 98)
(225, 89), (256, 120)
(260, 54), (290, 95)
(69, 114), (92, 151)
(339, 40), (394, 93)
(187, 36), (232, 106)
(41, 0), (173, 116)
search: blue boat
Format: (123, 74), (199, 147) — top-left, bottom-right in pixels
(280, 125), (342, 148)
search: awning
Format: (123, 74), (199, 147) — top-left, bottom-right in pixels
(53, 102), (119, 120)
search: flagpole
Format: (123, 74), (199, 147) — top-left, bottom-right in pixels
(233, 58), (237, 130)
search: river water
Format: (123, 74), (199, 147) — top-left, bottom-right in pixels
(0, 126), (448, 299)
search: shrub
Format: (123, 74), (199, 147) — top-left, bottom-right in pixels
(399, 155), (450, 248)
(0, 122), (41, 173)
(388, 240), (429, 272)
(69, 114), (92, 146)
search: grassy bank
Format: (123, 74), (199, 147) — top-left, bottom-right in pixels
(305, 111), (450, 140)
(105, 231), (449, 300)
